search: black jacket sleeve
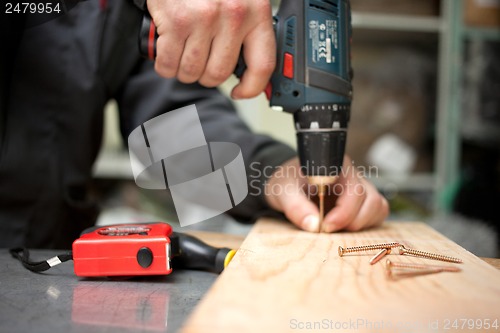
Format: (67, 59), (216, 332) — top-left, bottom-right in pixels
(131, 0), (147, 11)
(115, 61), (296, 222)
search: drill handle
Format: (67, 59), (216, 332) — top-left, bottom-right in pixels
(139, 12), (158, 60)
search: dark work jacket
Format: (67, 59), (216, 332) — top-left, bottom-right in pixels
(0, 1), (295, 248)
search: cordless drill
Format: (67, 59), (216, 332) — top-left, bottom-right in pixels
(139, 0), (353, 231)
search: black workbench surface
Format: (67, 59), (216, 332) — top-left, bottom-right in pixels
(0, 249), (218, 333)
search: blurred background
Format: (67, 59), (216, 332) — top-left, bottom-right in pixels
(92, 0), (500, 257)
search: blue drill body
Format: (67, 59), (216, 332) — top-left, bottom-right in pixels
(271, 0), (353, 178)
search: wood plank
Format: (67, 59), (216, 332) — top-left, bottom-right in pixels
(481, 257), (500, 270)
(182, 219), (500, 333)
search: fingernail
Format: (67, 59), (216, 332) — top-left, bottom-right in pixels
(302, 215), (319, 233)
(231, 91), (241, 100)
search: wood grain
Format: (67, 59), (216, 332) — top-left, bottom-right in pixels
(182, 219), (500, 333)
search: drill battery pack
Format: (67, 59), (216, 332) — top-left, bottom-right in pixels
(72, 223), (173, 277)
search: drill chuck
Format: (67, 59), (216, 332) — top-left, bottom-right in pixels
(294, 104), (349, 178)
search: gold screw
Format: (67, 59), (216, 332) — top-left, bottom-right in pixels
(398, 245), (462, 263)
(386, 259), (441, 278)
(385, 259), (461, 279)
(369, 248), (391, 265)
(338, 242), (400, 257)
(387, 261), (461, 272)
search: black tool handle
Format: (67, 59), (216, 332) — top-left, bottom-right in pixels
(170, 232), (233, 274)
(139, 12), (158, 60)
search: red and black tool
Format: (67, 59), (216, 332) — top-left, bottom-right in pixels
(10, 222), (236, 277)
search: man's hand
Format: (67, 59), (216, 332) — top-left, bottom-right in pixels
(146, 0), (276, 99)
(265, 157), (389, 232)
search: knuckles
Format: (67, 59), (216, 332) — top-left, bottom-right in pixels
(250, 0), (272, 17)
(155, 44), (179, 78)
(224, 0), (249, 24)
(253, 58), (276, 76)
(202, 66), (234, 86)
(171, 12), (192, 31)
(170, 1), (218, 29)
(194, 2), (219, 26)
(179, 62), (204, 83)
(155, 0), (275, 86)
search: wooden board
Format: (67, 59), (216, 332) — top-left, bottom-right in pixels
(481, 257), (500, 270)
(182, 219), (500, 333)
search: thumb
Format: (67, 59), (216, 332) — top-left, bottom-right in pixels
(279, 191), (320, 233)
(230, 23), (276, 99)
(264, 158), (320, 232)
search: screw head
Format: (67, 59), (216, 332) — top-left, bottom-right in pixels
(338, 246), (345, 257)
(398, 245), (406, 255)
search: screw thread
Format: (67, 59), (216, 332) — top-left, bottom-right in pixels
(389, 268), (444, 278)
(400, 247), (462, 264)
(389, 261), (461, 272)
(385, 259), (461, 279)
(339, 242), (400, 257)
